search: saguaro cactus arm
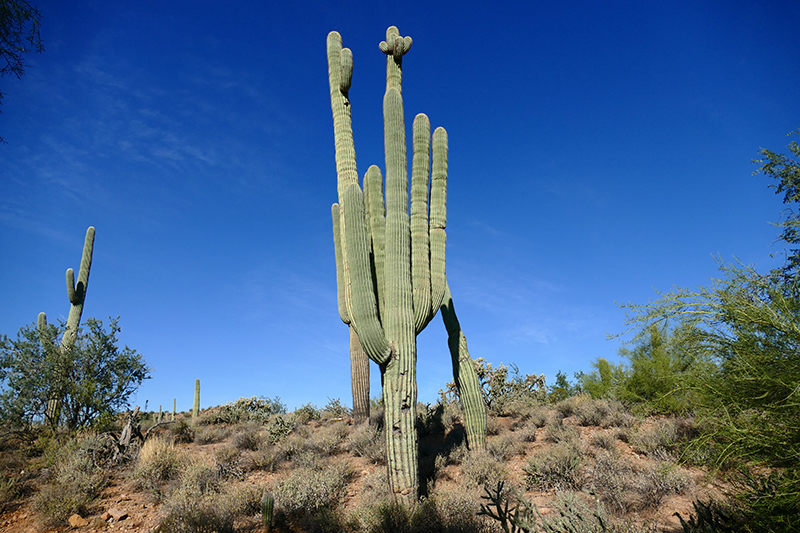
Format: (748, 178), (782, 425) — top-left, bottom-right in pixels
(440, 281), (487, 451)
(63, 226), (95, 350)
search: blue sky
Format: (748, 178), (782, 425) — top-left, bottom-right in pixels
(2, 1), (799, 413)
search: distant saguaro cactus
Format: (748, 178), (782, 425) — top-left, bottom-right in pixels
(327, 26), (486, 500)
(192, 379), (200, 420)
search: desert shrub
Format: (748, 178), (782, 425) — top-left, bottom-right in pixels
(590, 431), (617, 452)
(32, 436), (110, 525)
(631, 417), (686, 459)
(132, 436), (182, 497)
(488, 433), (525, 460)
(155, 491), (235, 533)
(479, 482), (612, 533)
(446, 441), (470, 466)
(553, 395), (581, 419)
(514, 422), (537, 443)
(587, 450), (690, 514)
(307, 420), (349, 456)
(266, 415), (293, 444)
(525, 441), (583, 491)
(171, 418), (195, 444)
(178, 458), (221, 495)
(361, 493), (495, 533)
(291, 403), (321, 425)
(250, 443), (284, 472)
(322, 397), (351, 419)
(231, 423), (262, 451)
(574, 397), (612, 427)
(548, 370), (583, 403)
(544, 419), (580, 444)
(214, 446), (244, 480)
(417, 402), (446, 437)
(193, 424), (230, 445)
(637, 462), (691, 508)
(465, 358), (547, 416)
(202, 396), (286, 425)
(461, 450), (507, 489)
(273, 463), (352, 518)
(485, 415), (501, 436)
(345, 422), (385, 464)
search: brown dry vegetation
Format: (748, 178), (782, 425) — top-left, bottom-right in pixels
(0, 397), (731, 533)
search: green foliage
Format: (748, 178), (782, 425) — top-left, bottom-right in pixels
(524, 441), (583, 491)
(548, 371), (582, 403)
(0, 316), (150, 431)
(614, 322), (710, 415)
(579, 358), (626, 400)
(753, 129), (800, 285)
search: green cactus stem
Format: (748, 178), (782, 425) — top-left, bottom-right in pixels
(63, 226), (95, 351)
(328, 26), (462, 501)
(261, 491), (274, 530)
(193, 379), (200, 421)
(332, 204), (371, 423)
(440, 281), (487, 451)
(172, 398), (176, 421)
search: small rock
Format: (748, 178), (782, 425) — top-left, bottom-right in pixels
(68, 514), (89, 527)
(108, 507), (128, 521)
(101, 511), (112, 521)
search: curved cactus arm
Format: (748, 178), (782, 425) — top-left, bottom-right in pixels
(343, 184), (391, 365)
(326, 32), (358, 204)
(364, 165), (386, 316)
(440, 280), (487, 451)
(63, 226), (95, 351)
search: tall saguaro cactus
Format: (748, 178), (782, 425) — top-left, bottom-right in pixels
(40, 226), (95, 430)
(63, 226), (95, 351)
(327, 26), (486, 499)
(193, 379), (200, 421)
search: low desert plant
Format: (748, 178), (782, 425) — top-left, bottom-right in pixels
(231, 423), (262, 451)
(193, 424), (231, 445)
(344, 422), (385, 464)
(273, 463), (352, 519)
(488, 433), (526, 460)
(132, 436), (182, 497)
(32, 436), (110, 525)
(524, 441), (584, 491)
(544, 419), (580, 444)
(461, 450), (507, 489)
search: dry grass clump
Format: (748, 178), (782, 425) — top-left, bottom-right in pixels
(32, 436), (110, 525)
(272, 463), (352, 519)
(193, 424), (231, 445)
(230, 422), (262, 451)
(524, 440), (584, 490)
(131, 435), (182, 498)
(357, 491), (495, 533)
(590, 430), (618, 452)
(461, 450), (507, 489)
(487, 433), (526, 460)
(543, 418), (580, 444)
(344, 422), (385, 464)
(631, 417), (689, 460)
(587, 449), (692, 514)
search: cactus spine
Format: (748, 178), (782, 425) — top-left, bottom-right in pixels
(192, 379), (200, 420)
(327, 26), (485, 500)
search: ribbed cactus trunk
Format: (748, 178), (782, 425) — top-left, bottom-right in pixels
(349, 326), (370, 422)
(42, 227), (95, 431)
(328, 26), (450, 501)
(192, 379), (200, 421)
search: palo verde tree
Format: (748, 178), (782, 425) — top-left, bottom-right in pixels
(0, 0), (44, 142)
(327, 26), (486, 500)
(0, 316), (150, 432)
